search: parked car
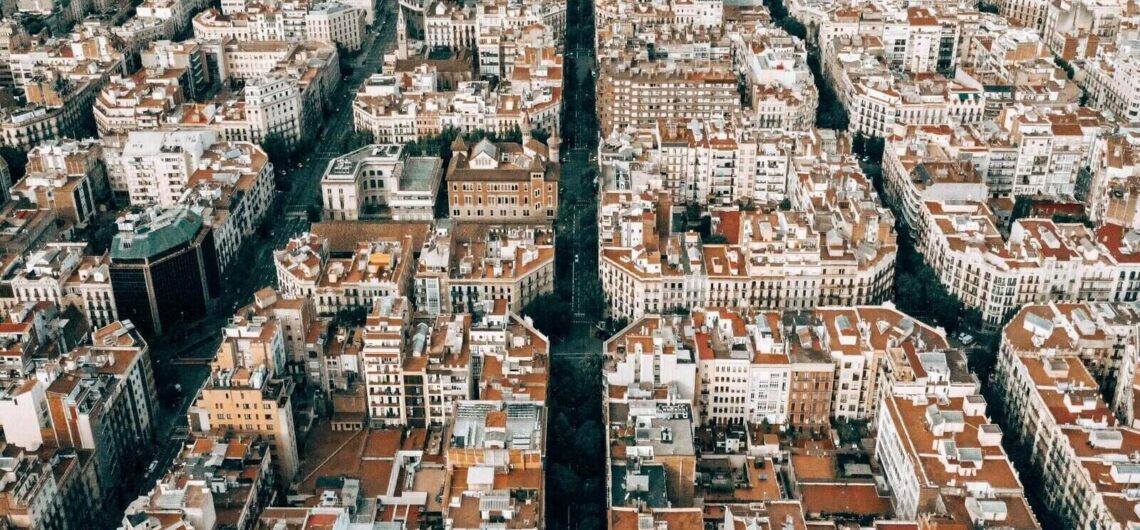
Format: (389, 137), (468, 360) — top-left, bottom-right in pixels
(958, 332), (975, 345)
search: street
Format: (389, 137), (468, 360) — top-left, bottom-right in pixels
(545, 0), (609, 526)
(552, 7), (603, 353)
(139, 0), (399, 496)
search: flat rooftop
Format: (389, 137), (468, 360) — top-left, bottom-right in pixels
(400, 157), (442, 191)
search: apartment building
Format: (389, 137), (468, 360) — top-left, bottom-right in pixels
(0, 29), (127, 149)
(424, 1), (477, 49)
(42, 328), (157, 509)
(730, 26), (818, 132)
(414, 221), (554, 316)
(0, 202), (62, 255)
(0, 445), (101, 530)
(875, 390), (1039, 527)
(882, 127), (1140, 329)
(119, 129), (217, 207)
(994, 304), (1140, 529)
(94, 70), (186, 136)
(599, 123), (811, 206)
(655, 118), (756, 206)
(999, 0), (1050, 33)
(694, 309), (790, 426)
(600, 162), (896, 321)
(358, 296), (412, 426)
(603, 313), (700, 403)
(10, 171), (99, 229)
(237, 287), (324, 382)
(177, 141), (276, 270)
(1041, 0), (1122, 60)
(172, 73), (308, 146)
(823, 35), (984, 138)
(594, 0), (717, 27)
(274, 232), (413, 314)
(885, 113), (1103, 202)
(319, 237), (413, 314)
(442, 400), (546, 529)
(187, 307), (299, 482)
(446, 137), (559, 221)
(0, 107), (74, 152)
(2, 243), (118, 329)
(244, 73), (306, 141)
(819, 6), (960, 75)
(129, 432), (273, 530)
(274, 232), (329, 300)
(110, 1), (179, 54)
(356, 26), (561, 140)
(1086, 42), (1140, 123)
(993, 301), (1140, 426)
(606, 394), (699, 511)
(605, 303), (954, 431)
(140, 39), (213, 100)
(353, 77), (531, 143)
(119, 479), (215, 530)
(596, 49), (740, 135)
(221, 41), (297, 80)
(193, 2), (367, 50)
(0, 318), (158, 525)
(320, 144), (443, 221)
(255, 507), (351, 530)
(304, 2), (366, 51)
(1088, 133), (1140, 229)
(784, 312), (848, 430)
(356, 297), (548, 428)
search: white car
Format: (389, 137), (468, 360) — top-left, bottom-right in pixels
(958, 333), (975, 345)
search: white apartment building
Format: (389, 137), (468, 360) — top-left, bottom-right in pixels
(875, 391), (1039, 527)
(605, 303), (966, 429)
(274, 232), (328, 300)
(243, 74), (305, 143)
(359, 296), (412, 426)
(94, 72), (185, 136)
(120, 129), (217, 206)
(357, 296), (547, 427)
(221, 41), (297, 80)
(424, 1), (476, 49)
(818, 5), (959, 75)
(414, 222), (555, 316)
(729, 28), (817, 132)
(598, 127), (801, 206)
(692, 308), (789, 425)
(603, 314), (700, 401)
(178, 142), (276, 271)
(354, 35), (561, 142)
(194, 2), (366, 50)
(995, 304), (1140, 530)
(823, 35), (984, 138)
(2, 243), (118, 328)
(1087, 134), (1140, 229)
(274, 233), (413, 314)
(305, 2), (366, 51)
(600, 162), (896, 321)
(883, 127), (1140, 330)
(1086, 42), (1140, 122)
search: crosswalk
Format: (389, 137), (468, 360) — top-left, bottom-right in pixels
(551, 351), (601, 359)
